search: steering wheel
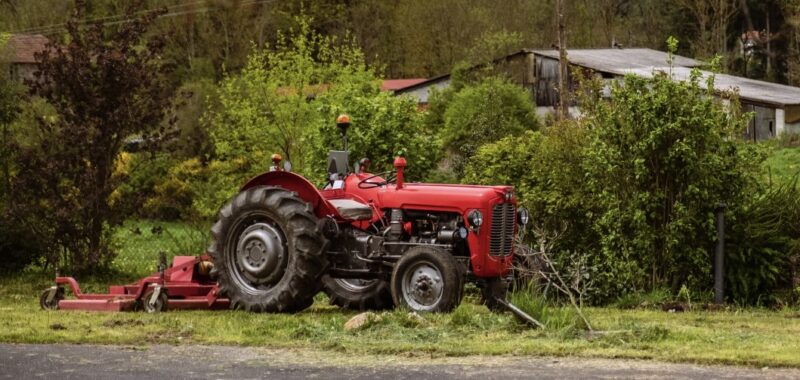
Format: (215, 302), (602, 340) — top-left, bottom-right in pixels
(358, 171), (397, 189)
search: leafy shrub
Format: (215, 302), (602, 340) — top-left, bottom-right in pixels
(441, 76), (539, 178)
(726, 180), (800, 304)
(111, 152), (176, 219)
(466, 69), (768, 304)
(144, 158), (205, 220)
(464, 122), (595, 253)
(313, 89), (440, 182)
(579, 71), (760, 300)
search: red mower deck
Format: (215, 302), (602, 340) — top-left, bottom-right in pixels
(40, 255), (229, 312)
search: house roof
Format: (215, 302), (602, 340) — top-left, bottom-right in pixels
(381, 78), (427, 91)
(394, 47), (800, 108)
(531, 48), (703, 73)
(395, 50), (532, 96)
(624, 67), (800, 107)
(1, 34), (49, 63)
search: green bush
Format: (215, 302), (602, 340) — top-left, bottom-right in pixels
(464, 122), (595, 253)
(579, 71), (760, 300)
(145, 158), (206, 220)
(465, 69), (772, 304)
(111, 152), (176, 219)
(441, 76), (539, 178)
(726, 181), (800, 304)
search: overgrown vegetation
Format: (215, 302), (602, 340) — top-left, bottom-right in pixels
(466, 60), (799, 305)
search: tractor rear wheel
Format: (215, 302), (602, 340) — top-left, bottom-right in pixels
(322, 276), (393, 310)
(209, 186), (328, 313)
(390, 246), (462, 313)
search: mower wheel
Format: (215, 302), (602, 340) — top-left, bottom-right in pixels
(480, 277), (509, 312)
(209, 186), (328, 313)
(322, 276), (393, 311)
(39, 286), (64, 310)
(390, 246), (461, 313)
(142, 288), (169, 313)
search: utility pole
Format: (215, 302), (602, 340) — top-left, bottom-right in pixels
(556, 0), (569, 120)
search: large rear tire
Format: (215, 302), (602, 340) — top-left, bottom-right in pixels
(322, 276), (393, 310)
(209, 186), (328, 313)
(390, 246), (462, 313)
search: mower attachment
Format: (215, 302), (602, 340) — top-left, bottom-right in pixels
(40, 255), (229, 312)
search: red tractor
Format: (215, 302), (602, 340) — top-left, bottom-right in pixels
(208, 115), (529, 313)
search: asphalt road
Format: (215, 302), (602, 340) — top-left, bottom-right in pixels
(2, 344), (799, 380)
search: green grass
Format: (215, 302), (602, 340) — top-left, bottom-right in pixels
(764, 145), (800, 186)
(1, 220), (800, 368)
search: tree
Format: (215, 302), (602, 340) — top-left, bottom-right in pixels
(11, 0), (176, 272)
(0, 33), (19, 204)
(675, 0), (738, 58)
(196, 16), (439, 217)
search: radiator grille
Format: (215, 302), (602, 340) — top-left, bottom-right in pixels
(490, 203), (516, 256)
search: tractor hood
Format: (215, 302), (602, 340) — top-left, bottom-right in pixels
(376, 183), (514, 213)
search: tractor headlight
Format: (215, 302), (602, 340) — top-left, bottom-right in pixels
(517, 207), (530, 226)
(467, 210), (483, 228)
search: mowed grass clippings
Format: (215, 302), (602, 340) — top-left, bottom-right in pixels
(1, 220), (799, 368)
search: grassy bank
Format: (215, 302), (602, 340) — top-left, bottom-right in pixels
(1, 220), (799, 368)
(764, 144), (800, 185)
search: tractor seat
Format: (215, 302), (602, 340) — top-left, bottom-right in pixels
(327, 198), (373, 221)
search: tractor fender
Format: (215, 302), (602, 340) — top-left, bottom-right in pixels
(240, 171), (335, 218)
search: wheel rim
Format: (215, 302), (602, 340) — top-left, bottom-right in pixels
(225, 215), (288, 295)
(334, 278), (378, 292)
(401, 260), (444, 311)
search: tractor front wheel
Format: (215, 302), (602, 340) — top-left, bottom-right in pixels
(209, 186), (328, 313)
(390, 246), (462, 313)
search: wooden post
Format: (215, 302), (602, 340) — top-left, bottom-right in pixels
(557, 0), (569, 120)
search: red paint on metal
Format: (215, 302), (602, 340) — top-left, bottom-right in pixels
(393, 156), (407, 189)
(53, 255), (228, 312)
(240, 171), (336, 218)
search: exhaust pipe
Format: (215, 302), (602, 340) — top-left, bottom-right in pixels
(393, 156), (406, 189)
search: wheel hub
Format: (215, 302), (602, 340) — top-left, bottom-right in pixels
(236, 222), (286, 285)
(402, 262), (443, 310)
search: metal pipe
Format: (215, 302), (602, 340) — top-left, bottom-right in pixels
(715, 203), (727, 305)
